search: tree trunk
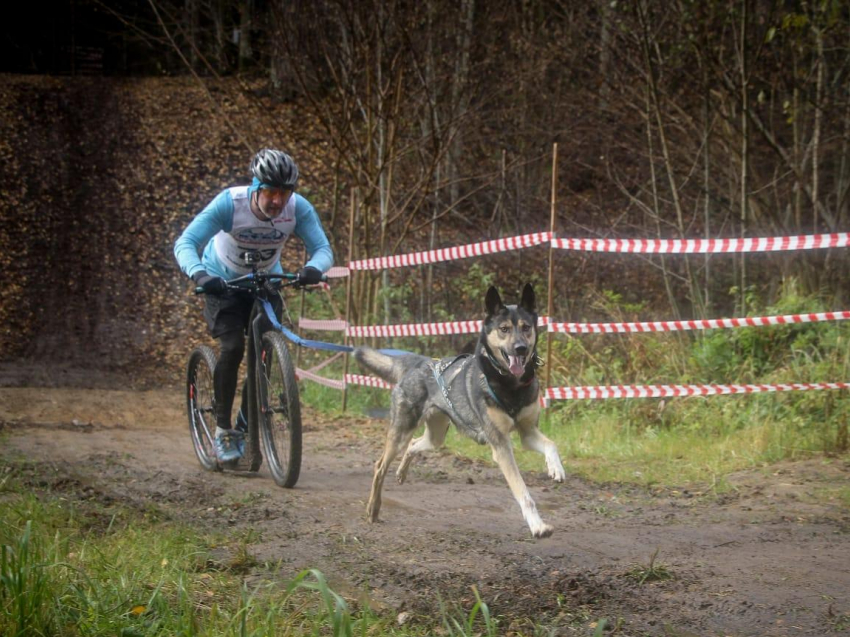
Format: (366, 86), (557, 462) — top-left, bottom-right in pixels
(447, 0), (475, 209)
(185, 0), (198, 72)
(598, 0), (612, 110)
(812, 22), (824, 233)
(238, 0), (254, 73)
(738, 0), (749, 315)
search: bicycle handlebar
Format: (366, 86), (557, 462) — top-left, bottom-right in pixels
(193, 271), (329, 295)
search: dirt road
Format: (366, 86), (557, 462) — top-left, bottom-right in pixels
(1, 374), (849, 636)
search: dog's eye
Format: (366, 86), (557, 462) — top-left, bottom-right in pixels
(522, 324), (532, 333)
(500, 326), (510, 334)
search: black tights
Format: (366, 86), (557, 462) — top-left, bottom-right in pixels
(213, 329), (248, 429)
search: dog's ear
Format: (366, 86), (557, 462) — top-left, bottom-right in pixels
(520, 283), (536, 314)
(485, 286), (503, 316)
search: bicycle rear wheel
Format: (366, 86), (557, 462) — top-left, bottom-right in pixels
(258, 332), (302, 487)
(186, 345), (220, 471)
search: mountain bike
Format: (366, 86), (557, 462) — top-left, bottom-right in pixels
(186, 256), (325, 488)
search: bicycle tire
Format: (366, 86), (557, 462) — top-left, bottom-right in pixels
(258, 332), (302, 487)
(186, 345), (221, 472)
(240, 378), (262, 473)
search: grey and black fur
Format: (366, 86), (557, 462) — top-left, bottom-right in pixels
(354, 284), (566, 538)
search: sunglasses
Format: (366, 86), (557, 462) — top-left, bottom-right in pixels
(260, 186), (294, 197)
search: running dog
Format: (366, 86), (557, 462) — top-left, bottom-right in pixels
(354, 284), (566, 538)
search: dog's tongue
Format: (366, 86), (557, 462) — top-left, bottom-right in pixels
(508, 355), (525, 377)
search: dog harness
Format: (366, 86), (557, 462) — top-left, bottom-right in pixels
(431, 354), (472, 416)
(432, 353), (535, 421)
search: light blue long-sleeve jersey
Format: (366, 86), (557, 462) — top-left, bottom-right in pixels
(174, 186), (333, 280)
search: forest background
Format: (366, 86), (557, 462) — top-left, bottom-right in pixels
(0, 0), (848, 386)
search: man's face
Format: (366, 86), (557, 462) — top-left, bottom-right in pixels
(255, 186), (293, 219)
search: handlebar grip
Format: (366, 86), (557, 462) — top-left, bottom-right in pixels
(293, 273), (329, 286)
(304, 274), (329, 286)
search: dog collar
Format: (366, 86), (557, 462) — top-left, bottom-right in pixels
(484, 346), (509, 375)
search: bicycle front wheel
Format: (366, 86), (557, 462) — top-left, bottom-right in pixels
(258, 332), (302, 487)
(186, 345), (220, 472)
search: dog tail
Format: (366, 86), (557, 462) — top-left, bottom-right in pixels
(353, 346), (425, 384)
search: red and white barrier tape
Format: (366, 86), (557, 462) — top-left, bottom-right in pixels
(342, 310), (850, 338)
(546, 382), (850, 400)
(299, 318), (349, 332)
(344, 374), (394, 389)
(347, 320), (482, 338)
(296, 367), (347, 390)
(303, 352), (345, 373)
(549, 311), (850, 334)
(342, 233), (847, 275)
(345, 321), (476, 337)
(303, 230), (850, 397)
(348, 232), (552, 271)
(326, 266), (350, 278)
(314, 375), (850, 401)
(347, 316), (549, 338)
(551, 233), (849, 254)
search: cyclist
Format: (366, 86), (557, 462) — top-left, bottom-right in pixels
(175, 149), (333, 463)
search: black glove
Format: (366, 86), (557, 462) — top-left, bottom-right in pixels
(296, 266), (323, 286)
(192, 270), (227, 295)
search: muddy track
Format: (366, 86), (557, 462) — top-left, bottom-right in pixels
(1, 381), (849, 636)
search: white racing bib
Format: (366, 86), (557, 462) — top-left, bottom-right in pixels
(213, 186), (297, 274)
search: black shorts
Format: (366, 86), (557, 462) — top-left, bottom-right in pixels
(203, 290), (284, 338)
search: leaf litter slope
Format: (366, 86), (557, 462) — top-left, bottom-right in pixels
(1, 378), (849, 635)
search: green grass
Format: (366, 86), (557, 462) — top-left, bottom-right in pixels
(0, 475), (536, 637)
(543, 391), (846, 488)
(625, 549), (674, 585)
(399, 384), (847, 493)
(312, 380), (848, 492)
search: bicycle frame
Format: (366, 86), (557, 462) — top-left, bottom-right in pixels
(190, 260), (327, 484)
(217, 268), (299, 472)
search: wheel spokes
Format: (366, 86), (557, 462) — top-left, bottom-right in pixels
(191, 376), (216, 451)
(261, 356), (290, 449)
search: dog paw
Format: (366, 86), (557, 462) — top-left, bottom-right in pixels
(547, 459), (566, 482)
(531, 523), (554, 539)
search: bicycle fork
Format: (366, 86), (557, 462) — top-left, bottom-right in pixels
(245, 311), (266, 472)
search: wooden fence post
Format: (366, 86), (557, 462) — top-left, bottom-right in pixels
(342, 188), (357, 412)
(545, 142), (558, 394)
